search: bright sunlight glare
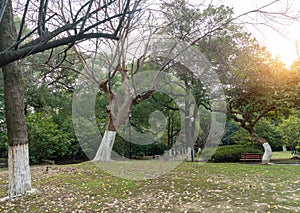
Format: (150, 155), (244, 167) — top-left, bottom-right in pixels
(190, 0), (300, 67)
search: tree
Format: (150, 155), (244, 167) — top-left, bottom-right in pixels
(130, 92), (181, 149)
(227, 43), (300, 162)
(43, 0), (300, 166)
(227, 49), (282, 163)
(0, 0), (139, 198)
(23, 51), (81, 163)
(160, 0), (300, 164)
(0, 0), (32, 198)
(232, 119), (283, 151)
(68, 0), (209, 162)
(279, 114), (300, 152)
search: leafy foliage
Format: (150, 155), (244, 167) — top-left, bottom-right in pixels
(278, 114), (300, 151)
(26, 113), (80, 163)
(296, 146), (300, 155)
(232, 119), (283, 150)
(231, 128), (255, 145)
(221, 122), (239, 145)
(0, 134), (7, 158)
(21, 49), (84, 163)
(254, 119), (283, 150)
(202, 144), (262, 162)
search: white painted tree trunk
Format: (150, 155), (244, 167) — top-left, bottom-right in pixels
(8, 144), (32, 198)
(93, 131), (116, 161)
(187, 147), (192, 161)
(262, 142), (272, 164)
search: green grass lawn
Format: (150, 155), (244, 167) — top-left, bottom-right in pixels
(272, 151), (293, 159)
(0, 161), (299, 212)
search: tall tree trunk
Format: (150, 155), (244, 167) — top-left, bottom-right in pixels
(167, 115), (172, 146)
(250, 131), (272, 164)
(93, 112), (117, 161)
(192, 103), (198, 143)
(93, 129), (116, 161)
(0, 0), (32, 198)
(184, 81), (193, 161)
(94, 64), (154, 162)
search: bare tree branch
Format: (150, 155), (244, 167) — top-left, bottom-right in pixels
(0, 0), (8, 22)
(0, 32), (119, 67)
(0, 0), (138, 68)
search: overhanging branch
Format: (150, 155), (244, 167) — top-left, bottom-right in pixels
(249, 104), (276, 128)
(0, 0), (8, 22)
(0, 33), (119, 67)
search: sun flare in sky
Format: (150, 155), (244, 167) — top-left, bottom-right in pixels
(218, 0), (300, 68)
(187, 0), (300, 67)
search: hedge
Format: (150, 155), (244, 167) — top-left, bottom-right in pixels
(199, 144), (263, 162)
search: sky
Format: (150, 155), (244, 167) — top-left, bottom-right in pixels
(209, 0), (300, 67)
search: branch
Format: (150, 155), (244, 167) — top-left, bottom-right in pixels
(114, 0), (131, 36)
(132, 89), (155, 106)
(151, 94), (179, 111)
(0, 33), (119, 67)
(79, 0), (94, 33)
(10, 13), (57, 51)
(9, 20), (75, 51)
(83, 10), (139, 34)
(43, 0), (49, 32)
(38, 0), (45, 36)
(9, 0), (118, 52)
(190, 0), (282, 46)
(0, 0), (7, 23)
(15, 0), (30, 49)
(249, 104), (276, 128)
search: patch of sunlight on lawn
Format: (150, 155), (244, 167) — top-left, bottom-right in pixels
(272, 151), (292, 159)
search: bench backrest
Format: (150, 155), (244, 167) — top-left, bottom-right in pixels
(241, 153), (263, 158)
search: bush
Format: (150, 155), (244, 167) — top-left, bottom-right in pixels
(296, 146), (300, 155)
(198, 148), (217, 161)
(200, 145), (263, 162)
(26, 113), (80, 163)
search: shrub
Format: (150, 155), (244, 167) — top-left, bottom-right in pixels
(199, 148), (217, 161)
(296, 146), (300, 155)
(26, 113), (80, 163)
(200, 145), (263, 162)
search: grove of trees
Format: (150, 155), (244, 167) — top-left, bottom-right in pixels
(1, 0), (300, 199)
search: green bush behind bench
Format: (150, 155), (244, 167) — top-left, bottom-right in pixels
(198, 145), (263, 162)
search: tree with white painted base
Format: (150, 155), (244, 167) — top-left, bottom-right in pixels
(93, 69), (155, 161)
(0, 0), (32, 198)
(250, 131), (272, 164)
(0, 0), (139, 198)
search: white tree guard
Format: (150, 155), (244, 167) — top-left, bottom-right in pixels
(8, 144), (32, 198)
(262, 142), (272, 164)
(93, 131), (116, 161)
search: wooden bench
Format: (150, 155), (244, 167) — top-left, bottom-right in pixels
(240, 153), (263, 162)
